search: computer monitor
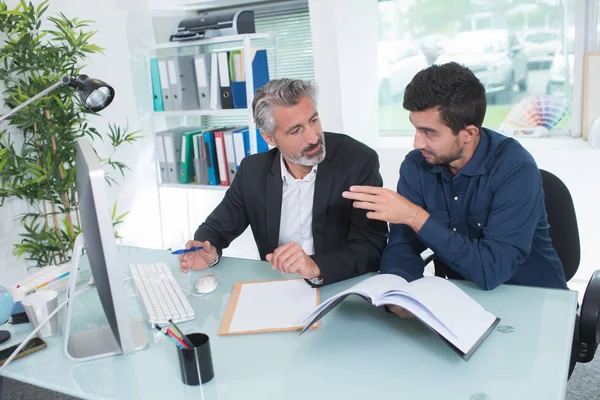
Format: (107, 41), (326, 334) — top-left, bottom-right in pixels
(62, 138), (147, 362)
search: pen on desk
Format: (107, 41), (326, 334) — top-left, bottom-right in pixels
(168, 319), (195, 349)
(171, 246), (204, 255)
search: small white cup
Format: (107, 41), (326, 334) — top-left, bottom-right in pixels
(21, 290), (59, 338)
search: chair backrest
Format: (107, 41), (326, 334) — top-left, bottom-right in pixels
(540, 169), (580, 282)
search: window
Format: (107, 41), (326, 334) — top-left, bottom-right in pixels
(378, 0), (576, 137)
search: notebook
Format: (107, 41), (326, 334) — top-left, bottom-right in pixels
(219, 278), (320, 335)
(300, 274), (500, 360)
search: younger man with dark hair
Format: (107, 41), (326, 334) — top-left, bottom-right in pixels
(343, 62), (567, 309)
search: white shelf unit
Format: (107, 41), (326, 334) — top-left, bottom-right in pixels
(151, 33), (271, 50)
(152, 108), (248, 118)
(146, 32), (278, 190)
(159, 182), (229, 190)
(146, 32), (277, 251)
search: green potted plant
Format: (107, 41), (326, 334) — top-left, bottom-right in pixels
(0, 0), (140, 267)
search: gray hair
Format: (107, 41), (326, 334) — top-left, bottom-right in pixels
(252, 78), (319, 135)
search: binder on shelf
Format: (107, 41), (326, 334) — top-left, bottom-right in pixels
(154, 136), (169, 183)
(203, 130), (220, 185)
(180, 129), (202, 184)
(222, 128), (238, 182)
(217, 51), (233, 109)
(177, 55), (200, 110)
(210, 52), (222, 110)
(193, 53), (211, 110)
(157, 128), (187, 183)
(214, 130), (230, 186)
(150, 58), (164, 112)
(229, 50), (243, 81)
(158, 59), (174, 111)
(232, 127), (249, 169)
(162, 132), (179, 183)
(230, 49), (270, 109)
(193, 132), (208, 185)
(166, 58), (183, 111)
(236, 127), (269, 156)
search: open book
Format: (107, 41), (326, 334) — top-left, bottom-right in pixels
(301, 274), (500, 360)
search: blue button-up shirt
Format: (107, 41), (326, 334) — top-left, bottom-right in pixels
(380, 128), (568, 290)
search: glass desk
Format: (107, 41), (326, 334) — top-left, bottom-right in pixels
(0, 246), (578, 399)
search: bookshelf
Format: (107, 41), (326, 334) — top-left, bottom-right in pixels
(144, 23), (278, 250)
(152, 108), (248, 118)
(146, 32), (277, 190)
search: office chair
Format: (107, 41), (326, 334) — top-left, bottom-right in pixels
(423, 169), (600, 377)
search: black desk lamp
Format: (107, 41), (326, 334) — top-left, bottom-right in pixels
(0, 74), (115, 123)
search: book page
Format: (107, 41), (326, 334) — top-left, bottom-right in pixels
(301, 274), (408, 331)
(377, 276), (497, 355)
(225, 279), (319, 334)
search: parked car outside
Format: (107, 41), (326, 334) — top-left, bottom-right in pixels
(378, 40), (429, 105)
(418, 34), (451, 64)
(521, 29), (560, 69)
(435, 29), (529, 104)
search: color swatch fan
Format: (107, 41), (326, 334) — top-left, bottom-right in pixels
(499, 95), (570, 137)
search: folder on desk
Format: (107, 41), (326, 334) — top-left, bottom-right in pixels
(219, 279), (320, 335)
(149, 58), (164, 112)
(193, 53), (211, 110)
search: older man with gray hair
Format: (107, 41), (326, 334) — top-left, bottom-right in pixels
(179, 78), (388, 286)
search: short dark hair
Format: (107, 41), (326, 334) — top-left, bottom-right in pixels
(403, 62), (486, 135)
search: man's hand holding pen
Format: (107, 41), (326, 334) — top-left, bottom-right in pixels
(179, 240), (218, 273)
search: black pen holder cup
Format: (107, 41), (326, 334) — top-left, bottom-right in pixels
(177, 333), (215, 385)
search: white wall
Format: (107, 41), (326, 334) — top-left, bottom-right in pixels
(308, 0), (379, 142)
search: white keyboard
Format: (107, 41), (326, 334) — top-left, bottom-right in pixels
(129, 263), (195, 326)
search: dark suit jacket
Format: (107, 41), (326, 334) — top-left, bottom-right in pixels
(194, 132), (388, 285)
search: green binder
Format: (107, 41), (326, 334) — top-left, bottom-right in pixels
(179, 128), (203, 184)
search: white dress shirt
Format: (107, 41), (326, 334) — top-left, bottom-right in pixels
(278, 154), (318, 255)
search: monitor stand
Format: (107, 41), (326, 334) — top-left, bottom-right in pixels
(62, 235), (148, 362)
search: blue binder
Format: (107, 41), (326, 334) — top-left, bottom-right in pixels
(149, 58), (164, 112)
(202, 131), (220, 185)
(231, 50), (270, 109)
(237, 127), (268, 155)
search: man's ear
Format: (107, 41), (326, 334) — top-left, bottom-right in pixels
(461, 125), (480, 144)
(260, 130), (276, 147)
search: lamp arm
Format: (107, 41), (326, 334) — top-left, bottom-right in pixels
(0, 76), (71, 124)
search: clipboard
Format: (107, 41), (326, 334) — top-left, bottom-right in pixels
(219, 278), (320, 335)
